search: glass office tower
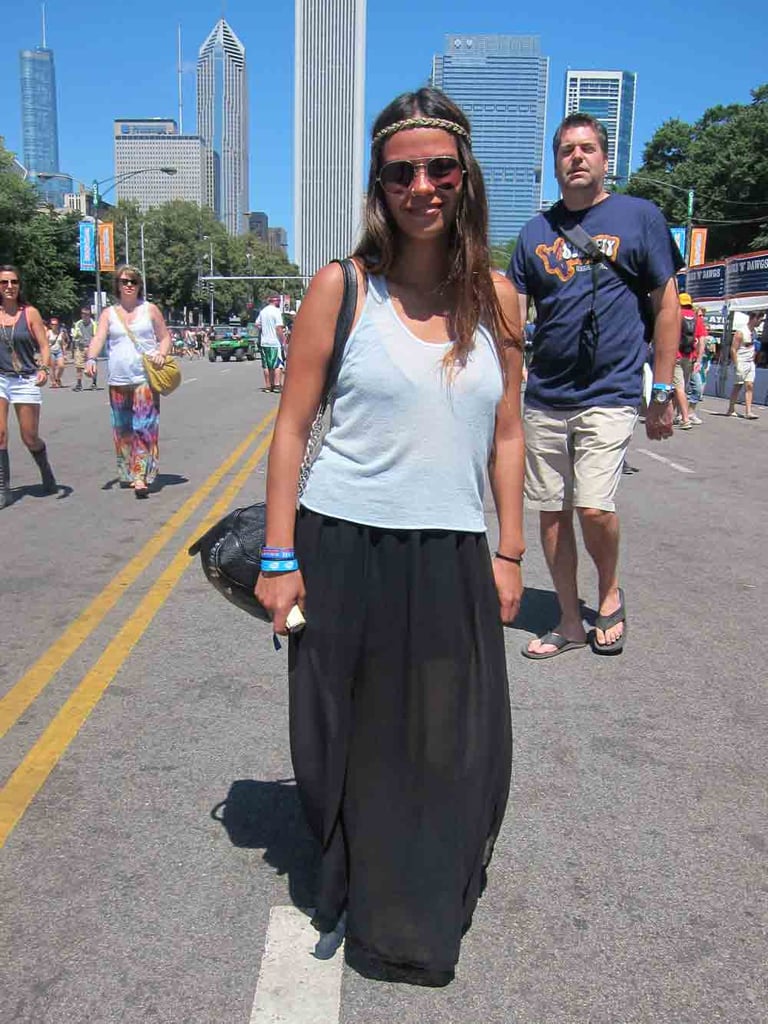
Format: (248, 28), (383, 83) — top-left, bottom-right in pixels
(564, 70), (637, 185)
(432, 35), (549, 244)
(20, 45), (70, 206)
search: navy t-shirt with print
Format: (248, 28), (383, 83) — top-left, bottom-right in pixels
(508, 194), (683, 410)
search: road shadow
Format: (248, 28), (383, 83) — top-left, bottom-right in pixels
(101, 473), (189, 492)
(211, 778), (319, 909)
(509, 586), (597, 633)
(10, 483), (73, 503)
(151, 473), (189, 492)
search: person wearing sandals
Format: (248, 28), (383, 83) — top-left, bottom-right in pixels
(508, 113), (682, 658)
(85, 266), (172, 498)
(726, 310), (764, 420)
(0, 265), (57, 508)
(255, 88), (525, 986)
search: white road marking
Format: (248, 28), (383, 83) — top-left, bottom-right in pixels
(636, 448), (695, 474)
(183, 377), (198, 384)
(248, 906), (343, 1024)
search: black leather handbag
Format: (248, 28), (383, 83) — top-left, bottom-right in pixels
(188, 258), (358, 620)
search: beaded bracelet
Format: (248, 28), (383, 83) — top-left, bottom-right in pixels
(260, 558), (299, 573)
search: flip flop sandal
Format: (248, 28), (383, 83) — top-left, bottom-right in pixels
(521, 631), (587, 660)
(591, 588), (627, 655)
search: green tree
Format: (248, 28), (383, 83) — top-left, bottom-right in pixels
(0, 143), (85, 316)
(628, 85), (768, 258)
(490, 239), (517, 271)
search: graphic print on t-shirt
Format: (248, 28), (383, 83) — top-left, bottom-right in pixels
(534, 234), (621, 283)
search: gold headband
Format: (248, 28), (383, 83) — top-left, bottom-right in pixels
(373, 117), (471, 146)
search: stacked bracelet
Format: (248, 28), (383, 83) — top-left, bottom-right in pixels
(260, 558), (299, 573)
(495, 552), (523, 565)
(261, 547), (295, 559)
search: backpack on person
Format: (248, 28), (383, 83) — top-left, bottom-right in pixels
(680, 313), (697, 356)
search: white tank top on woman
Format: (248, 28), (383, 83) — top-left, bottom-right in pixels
(106, 303), (157, 386)
(300, 274), (504, 532)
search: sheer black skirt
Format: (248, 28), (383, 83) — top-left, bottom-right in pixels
(289, 508), (512, 986)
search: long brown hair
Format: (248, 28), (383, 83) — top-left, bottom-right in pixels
(353, 88), (521, 373)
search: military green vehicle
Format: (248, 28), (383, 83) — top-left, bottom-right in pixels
(208, 325), (258, 363)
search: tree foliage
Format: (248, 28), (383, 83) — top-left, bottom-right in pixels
(0, 143), (301, 325)
(0, 145), (85, 315)
(627, 85), (768, 258)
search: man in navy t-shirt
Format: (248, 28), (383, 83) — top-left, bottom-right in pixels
(508, 112), (682, 659)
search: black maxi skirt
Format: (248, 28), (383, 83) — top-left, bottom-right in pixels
(289, 507), (512, 986)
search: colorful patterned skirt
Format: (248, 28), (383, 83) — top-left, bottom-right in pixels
(108, 384), (160, 484)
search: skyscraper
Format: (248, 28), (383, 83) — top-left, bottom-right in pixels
(19, 17), (70, 207)
(564, 70), (637, 185)
(431, 35), (549, 244)
(114, 119), (203, 212)
(294, 0), (366, 276)
(197, 19), (249, 235)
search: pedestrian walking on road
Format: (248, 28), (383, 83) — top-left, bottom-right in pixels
(71, 304), (98, 391)
(508, 112), (683, 658)
(46, 317), (68, 388)
(255, 87), (525, 987)
(255, 294), (286, 392)
(0, 265), (57, 508)
(726, 310), (764, 419)
(85, 265), (172, 498)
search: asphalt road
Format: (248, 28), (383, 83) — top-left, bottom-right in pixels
(1, 359), (765, 1024)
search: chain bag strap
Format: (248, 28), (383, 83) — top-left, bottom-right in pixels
(297, 257), (358, 500)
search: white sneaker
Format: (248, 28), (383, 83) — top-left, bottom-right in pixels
(689, 414), (702, 425)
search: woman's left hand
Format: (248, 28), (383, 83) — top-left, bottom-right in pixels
(492, 557), (523, 624)
(35, 369), (48, 388)
(149, 351), (167, 367)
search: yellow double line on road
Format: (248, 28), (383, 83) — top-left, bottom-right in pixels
(0, 409), (276, 848)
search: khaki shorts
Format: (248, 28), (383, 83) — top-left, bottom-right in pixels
(673, 362), (685, 389)
(735, 361), (755, 386)
(74, 347), (86, 369)
(524, 405), (638, 513)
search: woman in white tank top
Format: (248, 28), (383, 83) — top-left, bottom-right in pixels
(256, 89), (525, 986)
(87, 265), (172, 497)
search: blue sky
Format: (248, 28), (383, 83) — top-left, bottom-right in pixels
(2, 1), (766, 259)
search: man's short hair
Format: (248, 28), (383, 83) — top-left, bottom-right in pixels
(552, 113), (609, 159)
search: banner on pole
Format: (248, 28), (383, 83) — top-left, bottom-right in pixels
(689, 227), (708, 267)
(670, 226), (687, 261)
(99, 223), (115, 272)
(79, 221), (96, 271)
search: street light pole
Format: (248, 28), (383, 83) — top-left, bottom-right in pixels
(685, 189), (695, 286)
(92, 180), (102, 316)
(140, 221), (146, 288)
(209, 239), (215, 326)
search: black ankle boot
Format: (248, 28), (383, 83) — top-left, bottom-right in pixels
(31, 444), (57, 495)
(0, 449), (11, 509)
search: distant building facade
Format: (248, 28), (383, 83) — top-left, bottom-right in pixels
(268, 226), (288, 256)
(564, 70), (637, 184)
(248, 211), (269, 243)
(294, 0), (366, 276)
(113, 119), (203, 212)
(197, 19), (249, 235)
(431, 34), (549, 244)
(19, 45), (70, 206)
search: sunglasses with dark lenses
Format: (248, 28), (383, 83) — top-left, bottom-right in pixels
(378, 156), (464, 195)
(119, 278), (138, 286)
(0, 279), (20, 286)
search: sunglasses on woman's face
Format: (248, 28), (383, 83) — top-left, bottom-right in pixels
(377, 156), (464, 195)
(119, 278), (138, 287)
(0, 279), (19, 287)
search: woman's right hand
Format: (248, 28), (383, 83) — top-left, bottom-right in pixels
(255, 569), (306, 636)
(84, 358), (97, 378)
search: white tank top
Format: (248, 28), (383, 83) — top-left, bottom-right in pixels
(300, 275), (504, 532)
(106, 303), (157, 386)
